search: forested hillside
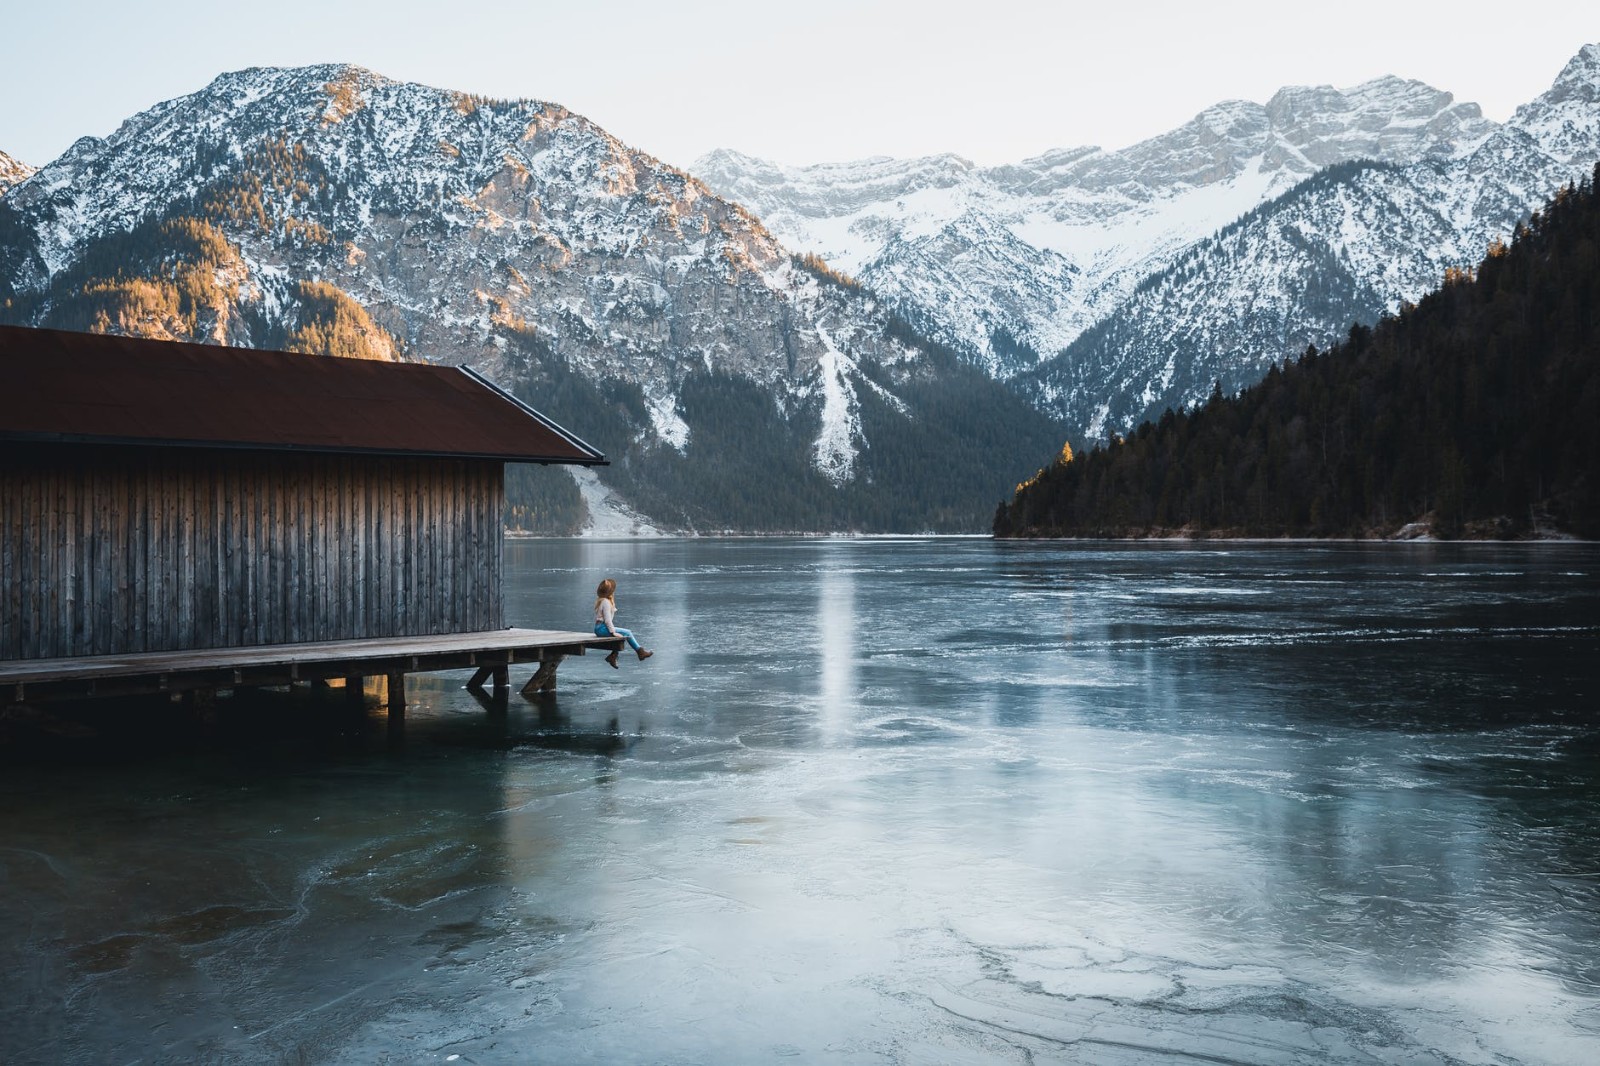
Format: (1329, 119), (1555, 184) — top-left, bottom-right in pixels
(505, 318), (1064, 533)
(995, 164), (1600, 540)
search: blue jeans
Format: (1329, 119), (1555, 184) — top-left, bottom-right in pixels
(596, 623), (641, 651)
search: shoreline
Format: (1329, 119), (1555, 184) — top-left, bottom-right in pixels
(993, 535), (1595, 544)
(504, 530), (996, 540)
(503, 529), (1595, 544)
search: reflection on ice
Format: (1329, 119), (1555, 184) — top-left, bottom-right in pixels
(817, 551), (856, 746)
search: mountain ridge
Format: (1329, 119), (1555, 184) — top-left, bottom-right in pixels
(691, 46), (1596, 405)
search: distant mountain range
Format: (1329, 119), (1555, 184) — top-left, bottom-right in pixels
(695, 44), (1600, 439)
(2, 46), (1596, 531)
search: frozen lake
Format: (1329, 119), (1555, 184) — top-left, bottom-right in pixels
(3, 539), (1598, 1064)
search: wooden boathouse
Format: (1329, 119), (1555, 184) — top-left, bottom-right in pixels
(0, 325), (621, 712)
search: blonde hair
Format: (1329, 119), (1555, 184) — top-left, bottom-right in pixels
(594, 577), (616, 612)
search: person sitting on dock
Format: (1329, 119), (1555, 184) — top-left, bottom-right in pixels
(594, 578), (653, 669)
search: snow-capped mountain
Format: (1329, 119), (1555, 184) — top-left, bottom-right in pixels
(1511, 42), (1600, 169)
(6, 48), (1595, 528)
(0, 65), (1065, 532)
(693, 73), (1500, 377)
(1020, 45), (1600, 438)
(0, 151), (33, 195)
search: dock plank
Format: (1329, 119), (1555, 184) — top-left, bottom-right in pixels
(0, 628), (625, 701)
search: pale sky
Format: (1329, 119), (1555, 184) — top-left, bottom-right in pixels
(1, 1), (1593, 172)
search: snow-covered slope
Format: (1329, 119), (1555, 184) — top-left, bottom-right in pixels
(1020, 46), (1600, 438)
(693, 73), (1499, 376)
(0, 151), (33, 196)
(0, 65), (1065, 532)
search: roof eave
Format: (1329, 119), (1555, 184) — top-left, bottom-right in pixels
(0, 432), (610, 466)
(456, 365), (607, 464)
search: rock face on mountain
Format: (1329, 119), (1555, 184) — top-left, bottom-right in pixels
(0, 66), (1065, 532)
(0, 151), (33, 196)
(694, 45), (1600, 439)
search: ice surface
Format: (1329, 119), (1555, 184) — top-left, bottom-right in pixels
(3, 540), (1597, 1064)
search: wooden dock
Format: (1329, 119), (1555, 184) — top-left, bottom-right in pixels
(0, 628), (624, 708)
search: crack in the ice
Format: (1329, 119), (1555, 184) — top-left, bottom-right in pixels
(927, 993), (1283, 1066)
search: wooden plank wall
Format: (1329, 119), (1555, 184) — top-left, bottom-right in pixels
(0, 445), (506, 660)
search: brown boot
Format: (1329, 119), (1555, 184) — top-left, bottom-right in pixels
(605, 650), (620, 669)
(636, 649), (653, 661)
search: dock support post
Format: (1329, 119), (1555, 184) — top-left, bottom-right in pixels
(521, 654), (564, 697)
(466, 666), (495, 693)
(343, 676), (365, 707)
(386, 673), (406, 743)
(183, 689), (217, 733)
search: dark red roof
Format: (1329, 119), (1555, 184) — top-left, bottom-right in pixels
(0, 325), (604, 464)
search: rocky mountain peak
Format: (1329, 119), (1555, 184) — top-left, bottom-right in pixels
(693, 147), (779, 181)
(6, 63), (607, 280)
(691, 149), (975, 220)
(1547, 41), (1600, 96)
(1329, 74), (1458, 118)
(1509, 42), (1600, 167)
(958, 74), (1493, 213)
(0, 150), (33, 195)
(1264, 75), (1494, 164)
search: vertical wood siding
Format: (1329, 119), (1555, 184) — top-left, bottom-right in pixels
(0, 445), (506, 660)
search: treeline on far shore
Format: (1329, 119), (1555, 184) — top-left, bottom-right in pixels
(995, 163), (1600, 541)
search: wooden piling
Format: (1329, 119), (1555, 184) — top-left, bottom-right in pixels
(521, 654), (563, 697)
